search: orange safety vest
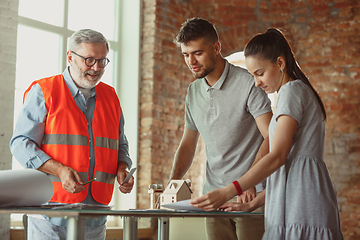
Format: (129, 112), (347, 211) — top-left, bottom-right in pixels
(24, 74), (120, 205)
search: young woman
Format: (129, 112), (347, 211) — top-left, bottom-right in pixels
(190, 28), (343, 239)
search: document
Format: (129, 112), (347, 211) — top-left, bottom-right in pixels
(51, 203), (112, 210)
(0, 169), (53, 207)
(161, 199), (204, 211)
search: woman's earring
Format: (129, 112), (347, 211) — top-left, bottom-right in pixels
(281, 69), (283, 73)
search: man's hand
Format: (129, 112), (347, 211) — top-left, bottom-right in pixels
(38, 159), (85, 194)
(222, 190), (266, 212)
(219, 201), (253, 212)
(58, 166), (86, 193)
(237, 186), (256, 203)
(116, 162), (134, 194)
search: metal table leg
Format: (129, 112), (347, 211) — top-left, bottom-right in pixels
(123, 216), (138, 240)
(66, 217), (85, 240)
(158, 217), (169, 240)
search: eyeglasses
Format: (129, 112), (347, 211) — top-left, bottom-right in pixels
(71, 51), (110, 68)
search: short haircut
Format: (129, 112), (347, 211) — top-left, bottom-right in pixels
(174, 17), (219, 46)
(68, 29), (109, 52)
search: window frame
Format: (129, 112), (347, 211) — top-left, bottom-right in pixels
(12, 0), (140, 229)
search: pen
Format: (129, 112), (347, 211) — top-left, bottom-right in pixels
(82, 178), (97, 186)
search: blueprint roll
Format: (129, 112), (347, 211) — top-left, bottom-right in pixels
(0, 169), (54, 207)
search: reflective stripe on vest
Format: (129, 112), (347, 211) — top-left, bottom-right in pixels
(42, 134), (88, 146)
(94, 171), (116, 185)
(43, 134), (118, 184)
(48, 171), (115, 185)
(95, 137), (118, 150)
(42, 134), (119, 150)
(48, 172), (88, 183)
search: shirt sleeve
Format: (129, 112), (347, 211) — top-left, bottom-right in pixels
(247, 83), (272, 119)
(184, 84), (198, 131)
(274, 82), (304, 124)
(9, 84), (52, 169)
(118, 108), (132, 169)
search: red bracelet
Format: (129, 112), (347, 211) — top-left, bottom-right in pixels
(232, 181), (243, 196)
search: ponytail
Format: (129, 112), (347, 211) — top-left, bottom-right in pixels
(244, 28), (326, 120)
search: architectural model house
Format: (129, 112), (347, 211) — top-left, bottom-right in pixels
(148, 184), (164, 209)
(160, 179), (192, 207)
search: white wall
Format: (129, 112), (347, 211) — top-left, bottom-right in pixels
(114, 0), (141, 211)
(170, 218), (207, 240)
(0, 0), (19, 239)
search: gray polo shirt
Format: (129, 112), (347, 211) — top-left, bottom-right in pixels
(185, 60), (272, 194)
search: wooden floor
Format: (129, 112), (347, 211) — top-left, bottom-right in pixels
(10, 228), (154, 240)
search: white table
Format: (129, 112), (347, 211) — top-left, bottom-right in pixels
(0, 207), (264, 240)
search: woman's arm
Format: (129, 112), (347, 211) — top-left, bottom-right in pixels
(238, 112), (272, 203)
(190, 115), (298, 211)
(220, 190), (266, 212)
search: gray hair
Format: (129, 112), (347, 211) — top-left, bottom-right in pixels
(68, 29), (109, 52)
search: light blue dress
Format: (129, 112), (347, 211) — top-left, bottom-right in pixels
(263, 80), (343, 240)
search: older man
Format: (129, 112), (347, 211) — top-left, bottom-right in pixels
(10, 29), (134, 240)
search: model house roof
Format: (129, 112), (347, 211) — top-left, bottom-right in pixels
(162, 180), (192, 194)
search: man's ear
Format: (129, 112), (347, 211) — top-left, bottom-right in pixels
(214, 41), (221, 55)
(67, 51), (73, 66)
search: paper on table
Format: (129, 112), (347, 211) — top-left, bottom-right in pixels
(51, 203), (112, 210)
(161, 199), (205, 211)
(0, 169), (53, 207)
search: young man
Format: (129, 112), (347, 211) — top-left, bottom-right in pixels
(10, 29), (134, 240)
(169, 18), (272, 240)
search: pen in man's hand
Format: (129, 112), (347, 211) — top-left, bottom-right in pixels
(82, 178), (97, 186)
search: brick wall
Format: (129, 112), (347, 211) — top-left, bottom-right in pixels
(139, 0), (205, 210)
(0, 0), (19, 239)
(139, 0), (360, 238)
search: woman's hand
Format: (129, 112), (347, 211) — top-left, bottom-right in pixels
(190, 185), (236, 211)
